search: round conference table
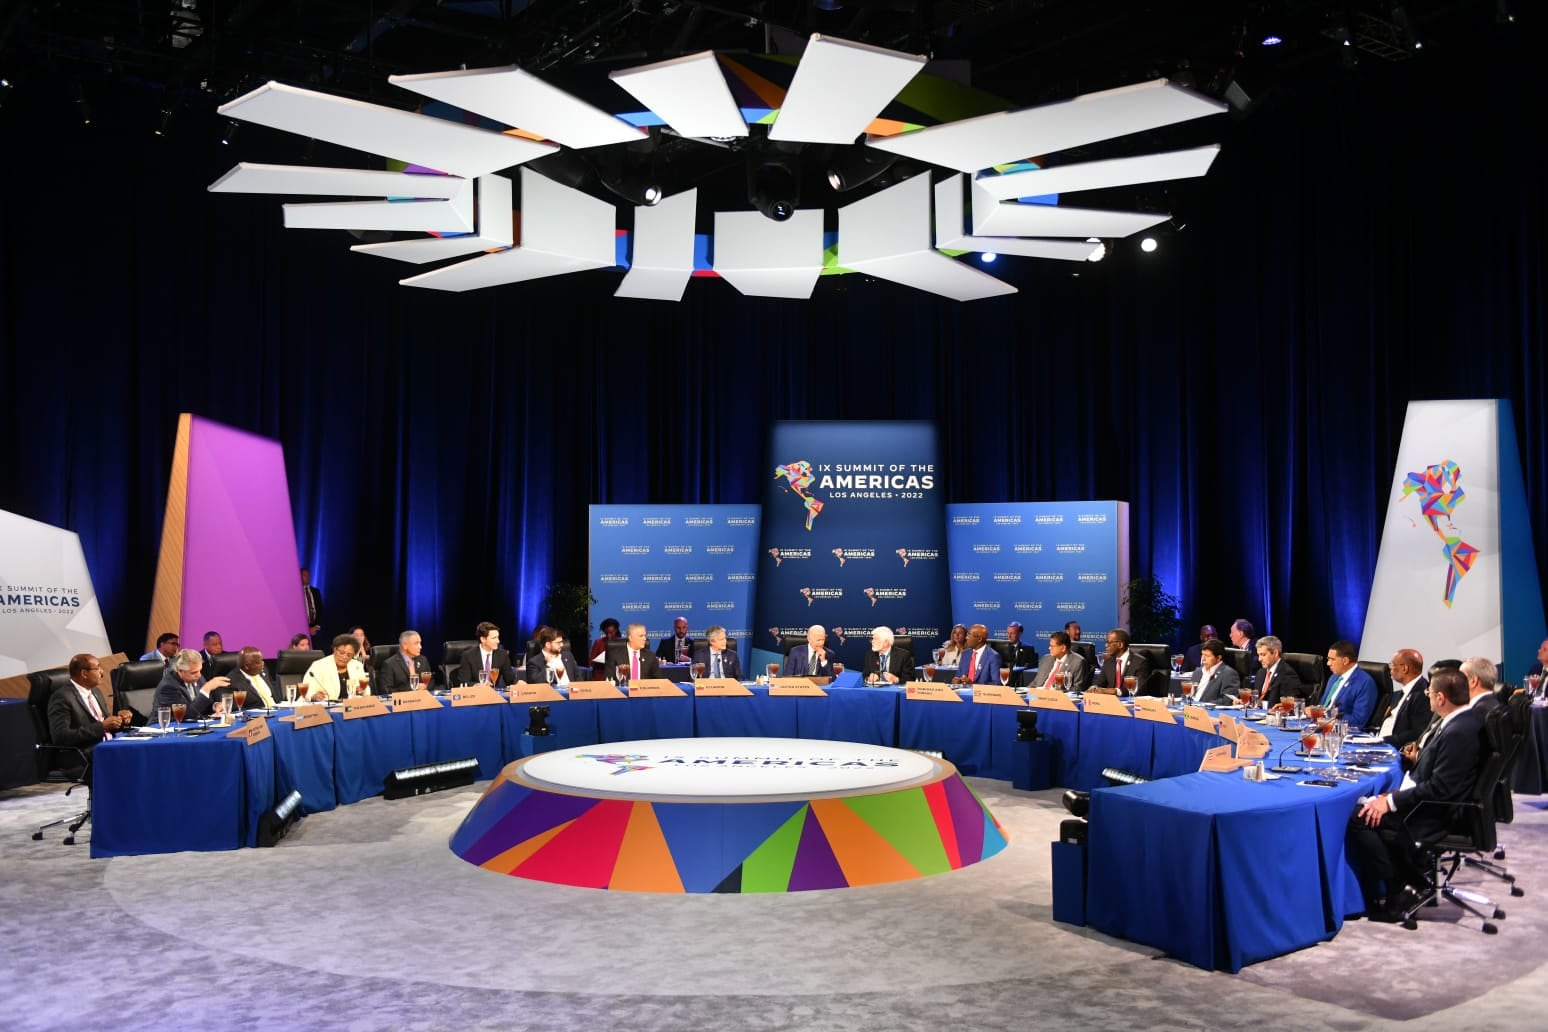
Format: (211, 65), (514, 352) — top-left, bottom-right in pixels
(88, 675), (1403, 971)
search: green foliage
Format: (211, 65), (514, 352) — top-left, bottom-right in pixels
(1122, 575), (1181, 646)
(541, 583), (596, 651)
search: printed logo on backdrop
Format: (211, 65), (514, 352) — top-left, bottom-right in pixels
(599, 517), (629, 527)
(830, 627), (849, 645)
(951, 515), (981, 526)
(1077, 514), (1108, 524)
(1057, 602), (1087, 611)
(705, 601), (736, 611)
(973, 601), (1002, 610)
(599, 574), (628, 584)
(621, 602), (650, 611)
(993, 573), (1022, 582)
(1014, 601), (1044, 611)
(1035, 515), (1064, 525)
(768, 547), (812, 566)
(992, 515), (1022, 525)
(727, 517), (757, 527)
(972, 543), (1000, 554)
(799, 587), (843, 606)
(953, 572), (981, 582)
(621, 545), (650, 555)
(705, 545), (736, 555)
(642, 574), (671, 583)
(1056, 544), (1085, 553)
(1400, 459), (1479, 607)
(685, 573), (713, 583)
(685, 517), (714, 527)
(0, 587), (83, 615)
(1036, 573), (1065, 582)
(643, 517), (672, 527)
(664, 545), (692, 555)
(1078, 573), (1108, 583)
(727, 573), (756, 583)
(897, 548), (938, 565)
(581, 749), (900, 776)
(1014, 544), (1043, 554)
(863, 587), (907, 606)
(831, 547), (875, 566)
(773, 460), (825, 530)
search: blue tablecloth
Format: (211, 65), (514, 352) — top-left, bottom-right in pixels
(1085, 725), (1403, 972)
(1511, 702), (1548, 794)
(500, 697), (602, 759)
(408, 701), (505, 780)
(268, 713), (337, 814)
(597, 694), (695, 742)
(331, 708), (416, 804)
(694, 688), (801, 739)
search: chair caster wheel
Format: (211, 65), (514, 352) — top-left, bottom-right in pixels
(63, 835), (75, 845)
(1402, 918), (1418, 930)
(31, 831), (42, 841)
(1511, 886), (1524, 897)
(1493, 908), (1506, 920)
(1483, 923), (1498, 935)
(1493, 849), (1506, 860)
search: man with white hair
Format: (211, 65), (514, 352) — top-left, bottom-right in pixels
(378, 629), (434, 694)
(863, 627), (915, 685)
(1460, 656), (1502, 715)
(781, 625), (835, 678)
(151, 648), (232, 719)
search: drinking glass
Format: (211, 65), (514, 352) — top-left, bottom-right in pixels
(157, 706), (170, 732)
(767, 662), (780, 680)
(1248, 689), (1261, 710)
(1171, 654), (1185, 674)
(923, 662), (938, 681)
(1122, 674), (1137, 695)
(933, 648), (945, 665)
(1238, 689), (1251, 708)
(615, 664), (630, 687)
(693, 662), (706, 681)
(285, 684), (297, 705)
(419, 671), (433, 689)
(833, 662), (845, 677)
(1325, 723), (1345, 761)
(171, 701), (187, 729)
(1299, 731), (1319, 756)
(212, 698), (226, 725)
(1167, 687), (1182, 709)
(998, 668), (1011, 687)
(1051, 669), (1066, 691)
(233, 689), (248, 718)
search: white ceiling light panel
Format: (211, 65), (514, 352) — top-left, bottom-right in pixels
(933, 174), (1101, 261)
(971, 179), (1168, 238)
(208, 163), (467, 198)
(389, 66), (644, 149)
(769, 35), (927, 144)
(609, 51), (748, 140)
(973, 145), (1221, 201)
(282, 176), (474, 233)
(617, 189), (698, 301)
(712, 209), (824, 299)
(351, 174), (513, 264)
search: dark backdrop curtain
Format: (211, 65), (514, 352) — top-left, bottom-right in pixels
(2, 23), (1543, 666)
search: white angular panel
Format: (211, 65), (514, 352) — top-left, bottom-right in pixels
(283, 177), (474, 232)
(866, 79), (1226, 173)
(208, 162), (466, 198)
(712, 209), (824, 299)
(474, 173), (514, 248)
(769, 35), (926, 144)
(350, 174), (513, 263)
(400, 168), (615, 292)
(218, 82), (555, 179)
(933, 174), (1101, 261)
(971, 179), (1167, 238)
(617, 189), (698, 302)
(389, 66), (643, 149)
(838, 174), (1014, 301)
(610, 52), (748, 140)
(973, 145), (1220, 200)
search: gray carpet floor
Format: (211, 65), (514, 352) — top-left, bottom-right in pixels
(3, 776), (1544, 1031)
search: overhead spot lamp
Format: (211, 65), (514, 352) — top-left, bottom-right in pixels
(825, 145), (897, 192)
(748, 144), (800, 222)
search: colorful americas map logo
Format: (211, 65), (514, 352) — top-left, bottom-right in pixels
(774, 460), (825, 531)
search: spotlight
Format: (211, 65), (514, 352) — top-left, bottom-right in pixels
(525, 704), (551, 737)
(220, 119), (240, 145)
(1015, 710), (1040, 741)
(1497, 0), (1516, 25)
(597, 165), (662, 206)
(1140, 236), (1158, 253)
(1333, 18), (1358, 69)
(76, 92), (92, 126)
(1085, 238), (1106, 262)
(980, 252), (997, 263)
(383, 757), (478, 799)
(1260, 34), (1283, 46)
(747, 144), (800, 222)
(1391, 5), (1421, 50)
(154, 108), (173, 136)
(257, 789), (303, 846)
(1100, 767), (1150, 786)
(824, 146), (896, 192)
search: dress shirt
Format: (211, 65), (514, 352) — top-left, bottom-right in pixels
(966, 646), (987, 679)
(537, 655), (571, 687)
(1377, 676), (1419, 738)
(1043, 654), (1068, 688)
(1393, 705), (1470, 803)
(73, 681), (112, 739)
(1192, 664), (1216, 701)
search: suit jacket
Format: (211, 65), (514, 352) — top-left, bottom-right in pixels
(303, 584), (323, 629)
(1321, 666), (1379, 728)
(1255, 660), (1304, 707)
(377, 652), (434, 695)
(999, 640), (1039, 671)
(1470, 691), (1502, 716)
(655, 635), (696, 662)
(47, 682), (112, 751)
(1189, 662), (1241, 704)
(230, 668), (280, 709)
(781, 646), (835, 678)
(605, 644), (662, 681)
(200, 649), (220, 681)
(690, 646), (742, 681)
(1032, 653), (1088, 693)
(151, 669), (201, 716)
(863, 648), (916, 684)
(301, 656), (368, 701)
(1394, 707), (1485, 834)
(1091, 651), (1151, 696)
(456, 647), (518, 688)
(1183, 642), (1206, 670)
(1381, 676), (1432, 748)
(525, 653), (581, 684)
(956, 646), (1001, 685)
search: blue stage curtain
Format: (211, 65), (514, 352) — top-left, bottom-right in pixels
(1, 26), (1543, 661)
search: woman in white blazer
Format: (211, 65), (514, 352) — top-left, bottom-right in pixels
(301, 634), (369, 701)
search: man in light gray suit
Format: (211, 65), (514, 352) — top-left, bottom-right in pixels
(1032, 631), (1089, 692)
(1189, 638), (1241, 704)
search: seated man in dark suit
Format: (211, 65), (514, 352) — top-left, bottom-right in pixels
(655, 617), (695, 664)
(609, 623), (663, 682)
(456, 621), (519, 687)
(1182, 625), (1218, 671)
(863, 626), (915, 685)
(1188, 638), (1240, 704)
(1253, 635), (1304, 706)
(1347, 670), (1486, 920)
(1461, 655), (1503, 715)
(1528, 638), (1548, 681)
(229, 646), (280, 709)
(999, 621), (1039, 676)
(378, 630), (434, 695)
(526, 627), (580, 685)
(951, 624), (1002, 685)
(199, 631), (225, 680)
(152, 649), (233, 719)
(1032, 632), (1088, 692)
(48, 654), (134, 778)
(1230, 619), (1261, 676)
(1089, 628), (1150, 696)
(1378, 648), (1431, 748)
(1321, 639), (1379, 728)
(691, 626), (742, 681)
(782, 624), (835, 678)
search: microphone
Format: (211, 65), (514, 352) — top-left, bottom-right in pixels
(1275, 741), (1302, 769)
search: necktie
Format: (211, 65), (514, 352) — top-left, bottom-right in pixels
(810, 648), (819, 673)
(1047, 657), (1061, 688)
(712, 652), (721, 678)
(84, 690), (103, 721)
(406, 655), (415, 685)
(631, 650), (640, 680)
(1113, 656), (1122, 690)
(1261, 667), (1273, 699)
(967, 649), (978, 681)
(1417, 713), (1442, 750)
(483, 652), (491, 682)
(879, 652), (888, 678)
(1325, 674), (1343, 708)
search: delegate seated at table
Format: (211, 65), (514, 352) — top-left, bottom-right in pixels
(301, 636), (368, 702)
(782, 625), (836, 678)
(526, 627), (580, 686)
(1376, 648), (1431, 748)
(691, 626), (741, 681)
(1033, 632), (1088, 692)
(951, 625), (1001, 685)
(377, 630), (434, 695)
(1254, 636), (1304, 706)
(152, 648), (233, 718)
(49, 655), (133, 778)
(1188, 639), (1240, 704)
(609, 623), (663, 681)
(655, 616), (696, 663)
(1088, 629), (1149, 696)
(938, 624), (968, 666)
(863, 626), (914, 685)
(231, 647), (279, 708)
(1320, 640), (1378, 728)
(456, 621), (519, 687)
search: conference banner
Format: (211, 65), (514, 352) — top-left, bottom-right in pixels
(944, 502), (1129, 648)
(1361, 399), (1543, 670)
(589, 505), (761, 667)
(753, 421), (950, 670)
(0, 508), (113, 679)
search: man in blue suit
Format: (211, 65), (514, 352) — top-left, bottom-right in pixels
(692, 626), (742, 681)
(781, 625), (835, 678)
(952, 624), (1002, 685)
(1322, 640), (1378, 728)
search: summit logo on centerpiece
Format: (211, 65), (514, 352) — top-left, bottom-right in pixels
(581, 753), (655, 775)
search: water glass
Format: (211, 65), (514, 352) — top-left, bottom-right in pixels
(157, 706), (170, 732)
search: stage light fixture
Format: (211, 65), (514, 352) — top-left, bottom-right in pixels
(597, 165), (662, 206)
(1260, 34), (1283, 47)
(1061, 789), (1090, 818)
(1085, 238), (1107, 262)
(1140, 236), (1158, 253)
(1015, 710), (1040, 741)
(824, 146), (897, 192)
(1100, 767), (1151, 786)
(1391, 5), (1421, 50)
(155, 108), (173, 136)
(221, 119), (240, 145)
(1496, 0), (1515, 25)
(525, 704), (552, 737)
(383, 756), (478, 799)
(76, 92), (92, 126)
(980, 252), (997, 264)
(257, 789), (303, 846)
(747, 145), (800, 222)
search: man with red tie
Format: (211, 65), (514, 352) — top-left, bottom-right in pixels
(1254, 635), (1304, 706)
(1090, 628), (1151, 696)
(952, 624), (1002, 685)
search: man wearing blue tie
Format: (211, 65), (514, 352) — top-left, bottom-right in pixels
(692, 626), (742, 681)
(1322, 640), (1378, 728)
(781, 625), (834, 678)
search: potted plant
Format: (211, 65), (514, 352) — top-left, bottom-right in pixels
(1121, 575), (1181, 647)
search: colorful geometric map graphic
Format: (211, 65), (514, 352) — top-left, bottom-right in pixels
(1400, 458), (1479, 607)
(774, 459), (824, 531)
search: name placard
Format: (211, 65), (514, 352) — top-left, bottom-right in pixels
(1236, 728), (1271, 759)
(1182, 706), (1219, 734)
(1132, 697), (1169, 711)
(450, 683), (505, 707)
(511, 682), (566, 703)
(225, 716), (271, 745)
(290, 705), (333, 730)
(1132, 704), (1179, 725)
(693, 679), (753, 697)
(903, 681), (962, 703)
(342, 695), (391, 720)
(390, 690), (441, 713)
(1081, 692), (1131, 717)
(770, 678), (828, 697)
(629, 678), (689, 698)
(1217, 714), (1241, 742)
(568, 680), (627, 701)
(1199, 744), (1248, 772)
(1026, 688), (1077, 711)
(971, 685), (1025, 706)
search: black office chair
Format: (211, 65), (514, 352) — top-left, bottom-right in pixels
(1355, 660), (1394, 730)
(1130, 643), (1172, 677)
(441, 639), (477, 688)
(780, 634), (808, 654)
(1460, 691), (1532, 896)
(989, 639), (1011, 665)
(115, 659), (167, 722)
(1071, 641), (1098, 669)
(27, 670), (92, 845)
(208, 652), (243, 679)
(369, 644), (397, 672)
(1397, 706), (1515, 933)
(1280, 652), (1326, 701)
(277, 649), (324, 697)
(892, 634), (913, 655)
